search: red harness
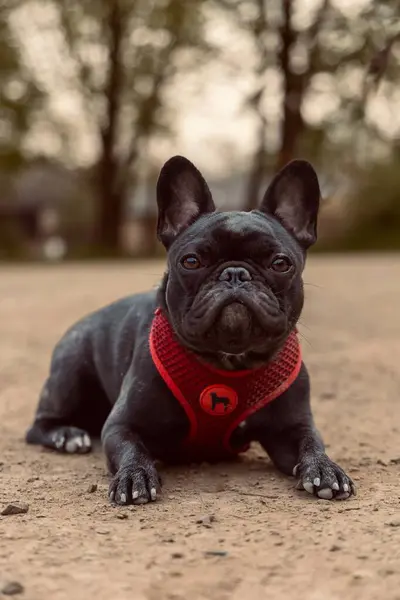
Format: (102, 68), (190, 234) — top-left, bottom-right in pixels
(149, 308), (302, 460)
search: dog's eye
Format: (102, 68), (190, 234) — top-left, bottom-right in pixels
(181, 254), (201, 270)
(270, 255), (292, 273)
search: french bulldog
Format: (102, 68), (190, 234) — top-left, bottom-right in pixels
(26, 156), (355, 504)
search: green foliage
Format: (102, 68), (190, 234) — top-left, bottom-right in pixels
(318, 151), (400, 251)
(0, 0), (399, 256)
(54, 0), (212, 150)
(0, 4), (44, 171)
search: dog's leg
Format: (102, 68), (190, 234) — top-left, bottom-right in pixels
(102, 420), (161, 506)
(265, 424), (355, 500)
(102, 370), (164, 506)
(244, 363), (356, 500)
(26, 331), (102, 454)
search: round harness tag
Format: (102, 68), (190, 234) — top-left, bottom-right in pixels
(199, 385), (238, 416)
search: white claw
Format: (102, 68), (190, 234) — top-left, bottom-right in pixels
(150, 488), (157, 501)
(109, 491), (115, 501)
(132, 491), (139, 500)
(292, 464), (299, 477)
(75, 437), (83, 447)
(343, 483), (349, 493)
(317, 488), (333, 500)
(303, 481), (314, 494)
(83, 434), (91, 448)
(54, 436), (65, 449)
(313, 478), (321, 487)
(332, 482), (340, 491)
(120, 493), (127, 504)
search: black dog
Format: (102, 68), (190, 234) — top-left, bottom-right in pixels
(26, 155), (355, 505)
(210, 393), (230, 412)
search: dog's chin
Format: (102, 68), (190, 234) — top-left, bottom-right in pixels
(213, 303), (254, 354)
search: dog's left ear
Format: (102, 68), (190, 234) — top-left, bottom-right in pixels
(156, 155), (215, 248)
(260, 160), (320, 249)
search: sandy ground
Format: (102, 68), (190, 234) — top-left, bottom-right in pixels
(1, 256), (400, 600)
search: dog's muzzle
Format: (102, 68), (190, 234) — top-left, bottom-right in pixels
(216, 302), (253, 350)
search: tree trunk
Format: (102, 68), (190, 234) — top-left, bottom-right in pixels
(275, 0), (305, 172)
(245, 119), (267, 210)
(95, 1), (124, 255)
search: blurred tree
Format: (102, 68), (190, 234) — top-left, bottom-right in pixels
(4, 0), (211, 254)
(321, 151), (400, 251)
(0, 2), (43, 173)
(50, 0), (211, 254)
(216, 0), (400, 209)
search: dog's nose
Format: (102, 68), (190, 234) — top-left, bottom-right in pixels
(219, 266), (252, 284)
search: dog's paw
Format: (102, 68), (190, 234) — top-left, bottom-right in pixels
(49, 426), (92, 454)
(109, 462), (162, 506)
(293, 454), (356, 500)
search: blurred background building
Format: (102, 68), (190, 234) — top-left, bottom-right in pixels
(0, 0), (399, 260)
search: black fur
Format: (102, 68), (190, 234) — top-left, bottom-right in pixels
(26, 156), (355, 505)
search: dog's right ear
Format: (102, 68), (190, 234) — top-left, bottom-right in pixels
(156, 156), (215, 248)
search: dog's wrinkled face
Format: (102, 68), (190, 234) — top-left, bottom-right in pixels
(156, 156), (320, 370)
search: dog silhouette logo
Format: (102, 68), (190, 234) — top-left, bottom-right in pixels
(199, 385), (238, 416)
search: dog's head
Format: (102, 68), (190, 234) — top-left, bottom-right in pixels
(156, 156), (320, 370)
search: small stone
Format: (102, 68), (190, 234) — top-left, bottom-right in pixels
(377, 459), (388, 466)
(87, 484), (97, 493)
(204, 550), (228, 557)
(116, 513), (128, 520)
(390, 457), (400, 465)
(171, 552), (184, 559)
(330, 544), (342, 552)
(26, 477), (39, 483)
(1, 503), (29, 516)
(2, 581), (24, 595)
(386, 519), (400, 528)
(352, 570), (372, 581)
(96, 529), (110, 535)
(196, 514), (215, 527)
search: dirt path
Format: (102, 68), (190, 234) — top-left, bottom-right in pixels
(1, 257), (399, 600)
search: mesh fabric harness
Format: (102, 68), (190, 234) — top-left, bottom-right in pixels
(149, 308), (302, 460)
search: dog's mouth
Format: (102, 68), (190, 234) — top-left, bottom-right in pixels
(204, 295), (286, 355)
(176, 286), (289, 359)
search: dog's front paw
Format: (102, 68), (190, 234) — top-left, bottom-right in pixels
(109, 462), (162, 506)
(293, 454), (356, 500)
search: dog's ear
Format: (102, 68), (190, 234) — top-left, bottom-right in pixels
(259, 160), (320, 249)
(156, 155), (215, 247)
